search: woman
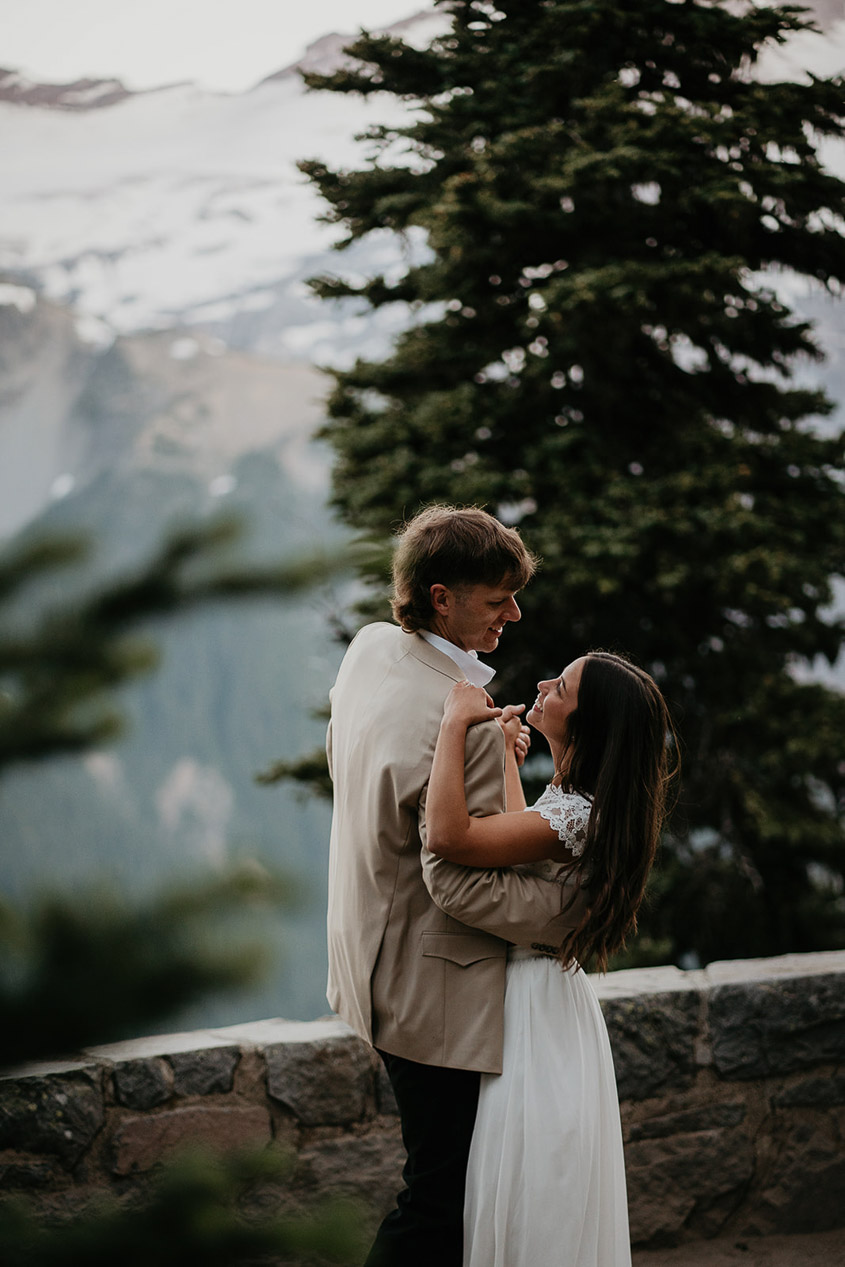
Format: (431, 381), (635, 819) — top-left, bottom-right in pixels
(426, 651), (675, 1267)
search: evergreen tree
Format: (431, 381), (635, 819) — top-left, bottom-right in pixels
(0, 524), (363, 1263)
(0, 519), (346, 1057)
(299, 0), (845, 966)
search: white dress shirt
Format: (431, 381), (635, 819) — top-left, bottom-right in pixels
(419, 630), (496, 687)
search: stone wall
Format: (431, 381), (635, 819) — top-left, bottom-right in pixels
(1, 951), (844, 1248)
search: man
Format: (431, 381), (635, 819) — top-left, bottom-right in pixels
(326, 505), (584, 1267)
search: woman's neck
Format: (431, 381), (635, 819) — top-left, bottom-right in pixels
(550, 742), (571, 786)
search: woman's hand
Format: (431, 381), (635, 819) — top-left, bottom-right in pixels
(499, 704), (532, 767)
(441, 681), (502, 729)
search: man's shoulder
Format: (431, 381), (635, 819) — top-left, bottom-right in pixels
(337, 623), (463, 706)
(340, 622), (470, 694)
(347, 621), (408, 661)
(352, 620), (403, 645)
(337, 621), (416, 680)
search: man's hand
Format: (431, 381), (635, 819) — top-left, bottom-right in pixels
(498, 704), (531, 767)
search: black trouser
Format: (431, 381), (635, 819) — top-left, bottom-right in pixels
(364, 1050), (481, 1267)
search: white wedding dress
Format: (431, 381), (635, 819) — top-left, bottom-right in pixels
(463, 785), (632, 1267)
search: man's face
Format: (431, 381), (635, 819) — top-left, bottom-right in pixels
(431, 581), (522, 654)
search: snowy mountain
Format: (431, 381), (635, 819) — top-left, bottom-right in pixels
(0, 10), (444, 361)
(2, 5), (843, 406)
(0, 15), (453, 1030)
(0, 9), (450, 544)
(0, 66), (134, 110)
(2, 4), (843, 383)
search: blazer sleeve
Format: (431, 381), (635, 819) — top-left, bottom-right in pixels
(418, 717), (588, 947)
(420, 847), (587, 947)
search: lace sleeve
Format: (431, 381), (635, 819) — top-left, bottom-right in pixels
(532, 789), (592, 857)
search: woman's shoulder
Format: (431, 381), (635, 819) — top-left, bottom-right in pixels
(527, 783), (592, 856)
(531, 782), (593, 812)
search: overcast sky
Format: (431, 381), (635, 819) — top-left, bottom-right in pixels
(0, 0), (426, 92)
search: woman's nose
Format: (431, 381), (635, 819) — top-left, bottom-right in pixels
(505, 596), (521, 622)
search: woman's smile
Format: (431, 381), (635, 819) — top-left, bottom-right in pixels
(527, 660), (586, 742)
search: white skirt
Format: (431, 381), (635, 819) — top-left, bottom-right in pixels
(464, 950), (631, 1267)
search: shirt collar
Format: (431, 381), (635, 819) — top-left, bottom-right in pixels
(419, 631), (496, 687)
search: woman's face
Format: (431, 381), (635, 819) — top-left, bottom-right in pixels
(527, 657), (586, 744)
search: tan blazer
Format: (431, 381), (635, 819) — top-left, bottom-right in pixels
(326, 621), (585, 1073)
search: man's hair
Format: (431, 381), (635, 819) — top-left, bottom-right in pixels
(390, 505), (538, 632)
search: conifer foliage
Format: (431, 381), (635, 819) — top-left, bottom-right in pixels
(0, 525), (362, 1264)
(300, 0), (845, 965)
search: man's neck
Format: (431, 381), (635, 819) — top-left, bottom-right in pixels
(426, 618), (467, 652)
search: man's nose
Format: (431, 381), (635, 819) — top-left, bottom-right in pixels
(504, 597), (521, 622)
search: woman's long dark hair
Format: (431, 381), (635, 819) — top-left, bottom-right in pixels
(556, 651), (677, 973)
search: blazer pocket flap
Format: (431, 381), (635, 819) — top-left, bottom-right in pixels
(421, 931), (507, 968)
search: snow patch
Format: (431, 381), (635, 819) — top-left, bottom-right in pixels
(0, 64), (410, 342)
(0, 282), (36, 312)
(74, 313), (115, 348)
(49, 473), (75, 499)
(170, 336), (199, 359)
(84, 751), (126, 796)
(156, 758), (233, 867)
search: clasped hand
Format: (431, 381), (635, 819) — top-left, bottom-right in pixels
(443, 682), (531, 766)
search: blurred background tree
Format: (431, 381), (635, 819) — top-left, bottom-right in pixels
(0, 519), (333, 1063)
(295, 0), (845, 967)
(0, 523), (363, 1264)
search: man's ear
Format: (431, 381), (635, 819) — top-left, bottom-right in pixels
(429, 583), (452, 615)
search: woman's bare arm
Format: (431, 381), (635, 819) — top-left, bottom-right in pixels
(427, 683), (561, 866)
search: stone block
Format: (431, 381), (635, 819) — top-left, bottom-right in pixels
(626, 1125), (755, 1244)
(705, 951), (845, 985)
(211, 1016), (353, 1046)
(110, 1104), (271, 1175)
(0, 1153), (61, 1189)
(709, 975), (845, 1079)
(743, 1107), (845, 1237)
(266, 1033), (374, 1126)
(592, 964), (701, 999)
(601, 991), (700, 1101)
(168, 1046), (240, 1096)
(772, 1072), (845, 1109)
(113, 1058), (171, 1110)
(293, 1126), (405, 1210)
(627, 1100), (746, 1142)
(0, 1068), (104, 1166)
(85, 1029), (238, 1060)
